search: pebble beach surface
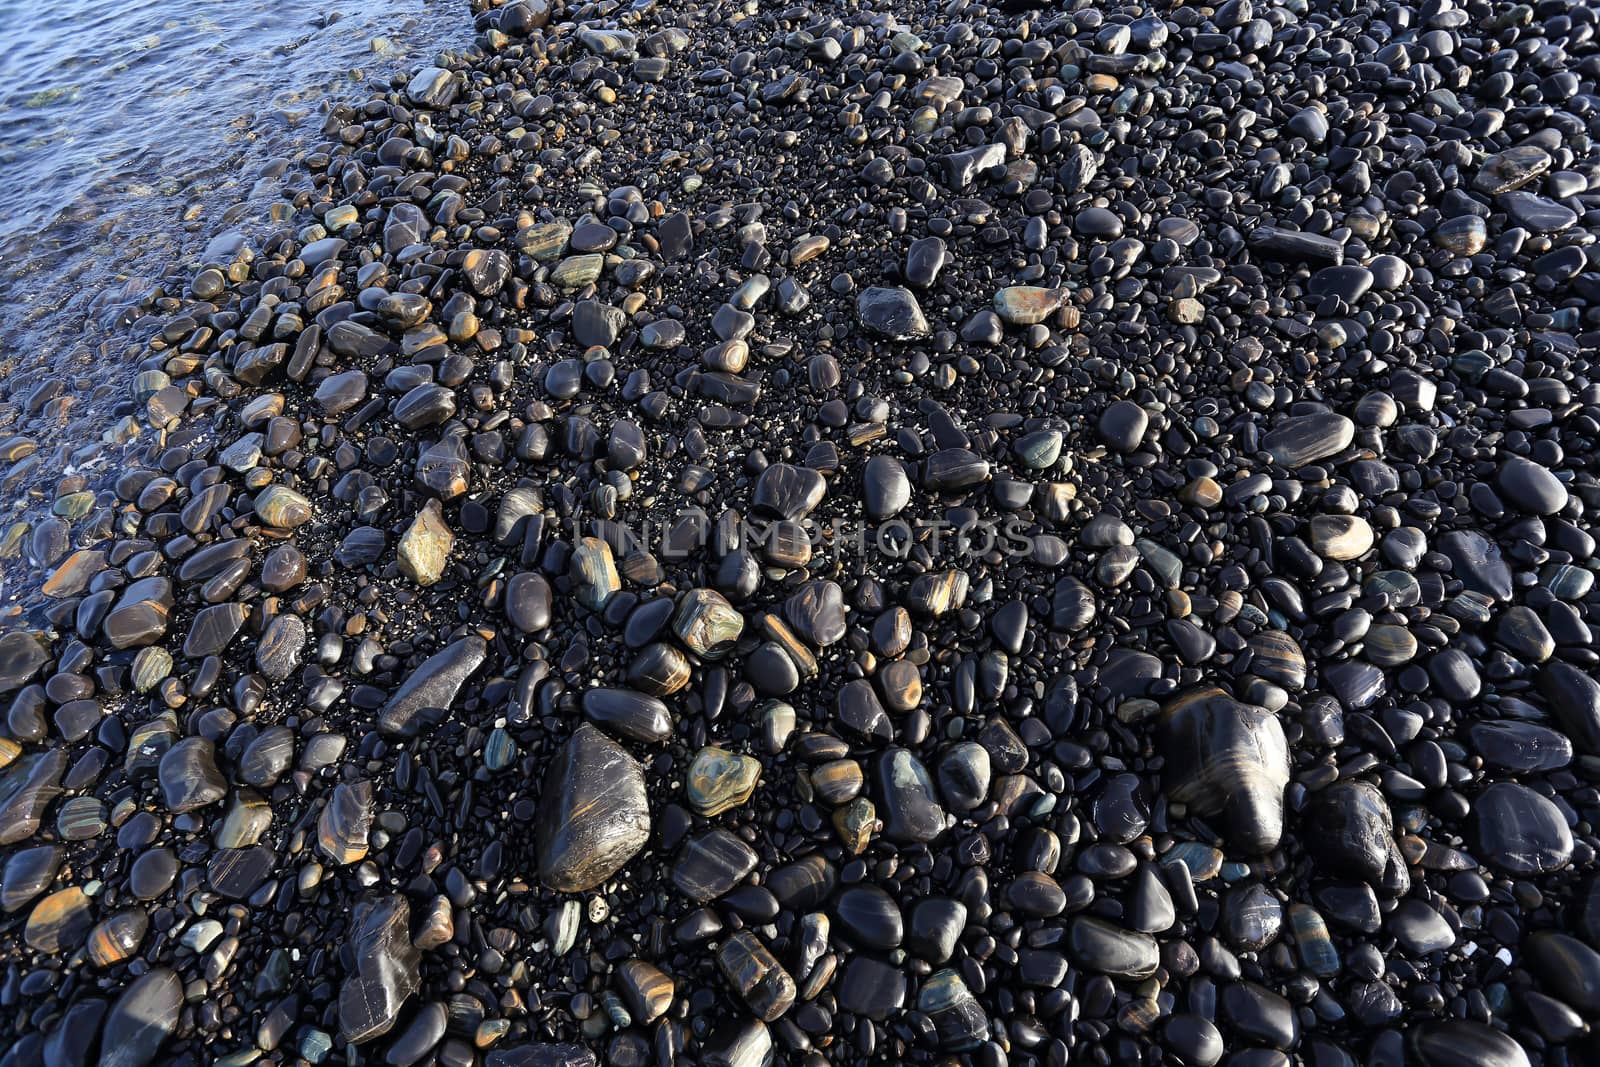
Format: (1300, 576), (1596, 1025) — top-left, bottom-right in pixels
(0, 0), (461, 479)
(1, 0), (1599, 1066)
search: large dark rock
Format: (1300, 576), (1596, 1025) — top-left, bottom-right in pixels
(856, 286), (929, 339)
(1305, 779), (1410, 896)
(1159, 688), (1289, 854)
(536, 724), (650, 892)
(97, 968), (182, 1067)
(338, 895), (421, 1044)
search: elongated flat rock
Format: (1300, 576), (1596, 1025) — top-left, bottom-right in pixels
(378, 636), (488, 736)
(1262, 412), (1354, 467)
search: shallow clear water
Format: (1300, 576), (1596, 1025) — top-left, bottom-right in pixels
(0, 0), (462, 464)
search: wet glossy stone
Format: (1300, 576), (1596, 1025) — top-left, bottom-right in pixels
(863, 456), (911, 519)
(837, 954), (906, 1021)
(1098, 400), (1148, 452)
(254, 484), (315, 529)
(1409, 1020), (1531, 1067)
(24, 884), (91, 953)
(1262, 412), (1355, 467)
(875, 747), (945, 844)
(784, 580), (846, 647)
(157, 737), (226, 813)
(673, 588), (744, 659)
(1496, 456), (1568, 515)
(87, 909), (149, 968)
(616, 959), (674, 1025)
(835, 885), (903, 949)
(751, 463), (825, 521)
(128, 846), (178, 900)
(318, 779), (373, 865)
(1, 845), (61, 913)
(255, 613), (306, 682)
(570, 537), (621, 611)
(1067, 916), (1159, 980)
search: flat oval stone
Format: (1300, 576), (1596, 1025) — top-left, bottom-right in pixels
(837, 954), (907, 1021)
(1473, 782), (1572, 875)
(88, 908), (149, 967)
(128, 847), (179, 900)
(923, 448), (991, 491)
(1098, 401), (1148, 452)
(182, 602), (249, 659)
(1409, 1020), (1531, 1067)
(937, 742), (991, 811)
(24, 885), (92, 952)
(505, 572), (553, 633)
(1248, 630), (1306, 690)
(1468, 720), (1571, 773)
(1440, 530), (1513, 602)
(993, 285), (1065, 326)
(1528, 931), (1600, 1014)
(255, 614), (306, 682)
(254, 485), (315, 529)
(1496, 456), (1567, 515)
(616, 958), (675, 1025)
(864, 454), (915, 518)
(1163, 1015), (1224, 1067)
(0, 631), (51, 692)
(1067, 916), (1159, 980)
(1220, 981), (1298, 1050)
(1, 845), (62, 912)
(1389, 898), (1455, 955)
(1262, 412), (1354, 467)
(583, 686), (672, 744)
(673, 828), (757, 902)
(1310, 514), (1374, 560)
(836, 884), (904, 950)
